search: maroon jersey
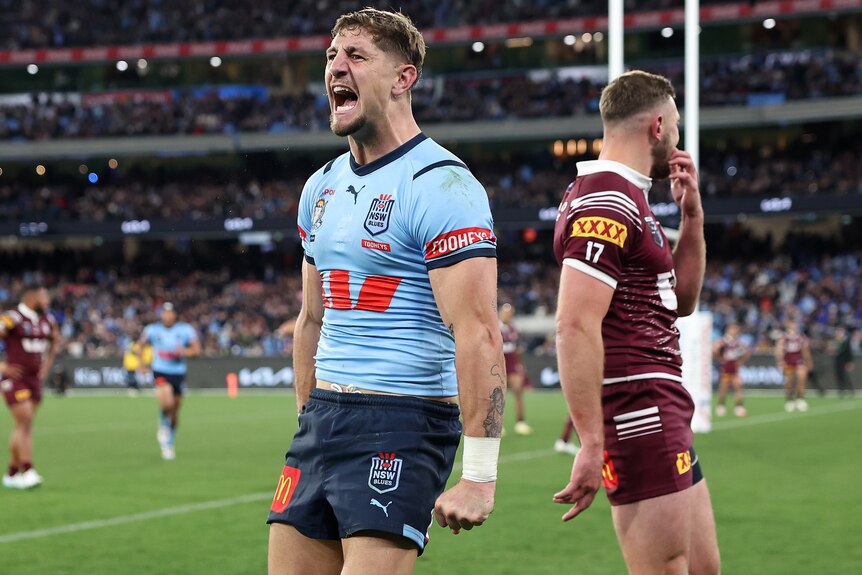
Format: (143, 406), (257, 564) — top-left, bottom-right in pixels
(1, 304), (55, 378)
(553, 160), (682, 384)
(718, 336), (744, 374)
(781, 331), (806, 367)
(501, 321), (519, 357)
(500, 321), (525, 376)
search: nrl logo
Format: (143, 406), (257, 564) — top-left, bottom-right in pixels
(368, 452), (403, 494)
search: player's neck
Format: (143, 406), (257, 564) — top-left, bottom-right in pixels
(348, 112), (421, 166)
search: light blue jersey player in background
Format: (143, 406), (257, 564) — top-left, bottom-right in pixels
(267, 9), (506, 575)
(139, 302), (200, 460)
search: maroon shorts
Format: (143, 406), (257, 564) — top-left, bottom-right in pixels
(784, 353), (802, 368)
(601, 377), (696, 506)
(720, 361), (739, 376)
(504, 353), (525, 379)
(1, 376), (42, 407)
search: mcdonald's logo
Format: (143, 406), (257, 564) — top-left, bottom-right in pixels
(601, 450), (619, 492)
(270, 466), (301, 513)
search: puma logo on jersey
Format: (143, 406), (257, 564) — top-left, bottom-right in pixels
(347, 185), (365, 205)
(370, 498), (393, 517)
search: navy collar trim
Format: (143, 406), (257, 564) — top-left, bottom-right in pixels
(349, 132), (428, 176)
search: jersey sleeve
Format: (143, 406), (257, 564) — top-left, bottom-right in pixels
(296, 175), (319, 265)
(408, 164), (497, 270)
(560, 187), (642, 289)
(0, 312), (18, 336)
(141, 324), (153, 344)
(185, 324), (199, 345)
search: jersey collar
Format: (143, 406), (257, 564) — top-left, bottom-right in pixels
(17, 303), (40, 323)
(349, 132), (428, 176)
(576, 159), (652, 195)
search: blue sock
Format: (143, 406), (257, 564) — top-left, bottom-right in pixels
(159, 411), (170, 429)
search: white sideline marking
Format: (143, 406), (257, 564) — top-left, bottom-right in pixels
(2, 400), (859, 544)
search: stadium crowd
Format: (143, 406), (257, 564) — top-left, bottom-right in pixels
(3, 0), (731, 50)
(2, 133), (860, 224)
(2, 50), (860, 142)
(1, 239), (859, 358)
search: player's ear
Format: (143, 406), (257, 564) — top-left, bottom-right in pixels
(392, 63), (418, 99)
(647, 113), (664, 144)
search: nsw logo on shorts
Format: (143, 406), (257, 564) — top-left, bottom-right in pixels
(368, 452), (402, 494)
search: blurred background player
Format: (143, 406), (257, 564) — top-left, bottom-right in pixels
(775, 319), (813, 412)
(138, 302), (200, 460)
(500, 303), (532, 435)
(713, 324), (750, 417)
(1, 285), (61, 489)
(831, 326), (855, 398)
(554, 416), (580, 456)
(123, 333), (152, 397)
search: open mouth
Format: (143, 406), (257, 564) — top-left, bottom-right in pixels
(332, 85), (358, 113)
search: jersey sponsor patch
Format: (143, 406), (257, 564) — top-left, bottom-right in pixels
(368, 452), (403, 494)
(676, 451), (692, 475)
(361, 239), (391, 252)
(270, 465), (302, 513)
(364, 194), (395, 236)
(601, 450), (619, 492)
(14, 389), (32, 402)
(425, 227), (495, 261)
(570, 216), (628, 248)
(312, 198), (327, 231)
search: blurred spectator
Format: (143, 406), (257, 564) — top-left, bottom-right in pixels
(1, 1), (729, 50)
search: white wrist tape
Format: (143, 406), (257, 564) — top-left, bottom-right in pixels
(461, 436), (501, 482)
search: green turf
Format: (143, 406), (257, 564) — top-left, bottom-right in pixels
(1, 391), (860, 574)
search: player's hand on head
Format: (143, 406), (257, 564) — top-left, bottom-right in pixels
(668, 149), (703, 219)
(433, 478), (496, 534)
(553, 446), (603, 522)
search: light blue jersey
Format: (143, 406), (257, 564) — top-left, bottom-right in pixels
(142, 322), (198, 375)
(298, 133), (496, 396)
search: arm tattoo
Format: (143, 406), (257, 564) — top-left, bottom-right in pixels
(447, 323), (455, 335)
(483, 365), (506, 437)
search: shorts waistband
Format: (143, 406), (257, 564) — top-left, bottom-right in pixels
(310, 389), (460, 419)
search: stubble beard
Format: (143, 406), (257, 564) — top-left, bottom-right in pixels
(330, 111), (366, 138)
(649, 134), (674, 180)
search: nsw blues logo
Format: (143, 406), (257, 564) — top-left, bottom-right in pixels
(364, 194), (394, 236)
(368, 452), (403, 494)
(644, 216), (664, 248)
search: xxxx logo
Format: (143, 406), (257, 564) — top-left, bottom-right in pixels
(571, 216), (628, 247)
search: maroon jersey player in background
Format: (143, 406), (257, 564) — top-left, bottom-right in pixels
(552, 71), (720, 575)
(499, 303), (532, 435)
(713, 324), (750, 417)
(1, 285), (61, 490)
(776, 319), (813, 413)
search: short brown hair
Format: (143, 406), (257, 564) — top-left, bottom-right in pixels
(332, 8), (426, 84)
(599, 70), (676, 124)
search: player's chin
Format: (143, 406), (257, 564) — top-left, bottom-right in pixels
(329, 113), (365, 137)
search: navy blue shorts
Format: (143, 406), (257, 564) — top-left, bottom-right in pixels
(153, 372), (185, 396)
(267, 389), (462, 554)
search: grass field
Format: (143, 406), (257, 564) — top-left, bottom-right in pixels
(1, 390), (860, 574)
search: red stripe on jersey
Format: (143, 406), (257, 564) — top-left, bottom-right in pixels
(354, 276), (402, 312)
(327, 270), (352, 310)
(297, 225), (307, 243)
(425, 227), (495, 261)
